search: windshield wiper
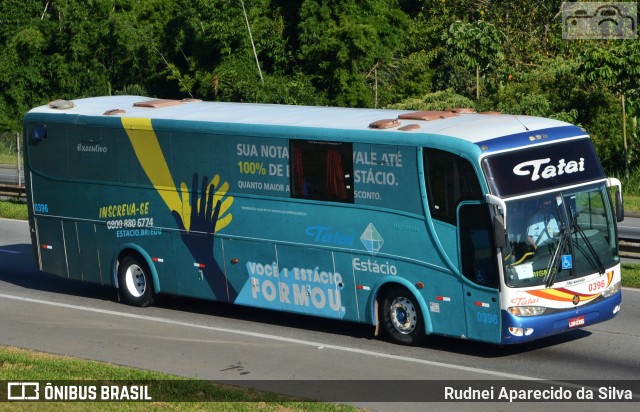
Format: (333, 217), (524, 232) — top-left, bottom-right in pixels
(543, 194), (574, 288)
(544, 226), (567, 288)
(571, 214), (605, 275)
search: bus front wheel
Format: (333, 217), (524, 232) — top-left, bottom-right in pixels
(118, 255), (155, 307)
(380, 286), (425, 345)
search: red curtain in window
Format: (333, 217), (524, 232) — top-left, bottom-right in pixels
(326, 149), (347, 199)
(293, 148), (306, 196)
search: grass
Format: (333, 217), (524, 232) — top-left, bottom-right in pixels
(0, 152), (22, 164)
(621, 263), (640, 288)
(0, 346), (358, 411)
(0, 198), (28, 220)
(623, 194), (640, 214)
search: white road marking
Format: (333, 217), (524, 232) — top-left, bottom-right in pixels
(0, 292), (535, 380)
(3, 292), (640, 399)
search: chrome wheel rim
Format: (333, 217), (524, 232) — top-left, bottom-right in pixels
(124, 264), (146, 297)
(390, 297), (417, 334)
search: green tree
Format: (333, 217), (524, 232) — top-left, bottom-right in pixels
(444, 20), (505, 102)
(580, 41), (640, 177)
(298, 0), (410, 107)
(386, 89), (475, 111)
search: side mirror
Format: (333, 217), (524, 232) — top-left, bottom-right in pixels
(486, 194), (508, 248)
(607, 178), (624, 223)
(493, 214), (507, 248)
(615, 189), (624, 222)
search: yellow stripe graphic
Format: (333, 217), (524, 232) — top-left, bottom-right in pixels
(121, 117), (232, 232)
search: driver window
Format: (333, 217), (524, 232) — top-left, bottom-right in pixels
(459, 204), (499, 289)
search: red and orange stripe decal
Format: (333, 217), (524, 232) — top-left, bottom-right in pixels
(526, 271), (614, 303)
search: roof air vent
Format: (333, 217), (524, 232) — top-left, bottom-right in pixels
(446, 108), (476, 114)
(369, 119), (400, 129)
(398, 110), (456, 121)
(133, 99), (183, 108)
(103, 109), (126, 116)
(48, 99), (75, 110)
(398, 124), (421, 131)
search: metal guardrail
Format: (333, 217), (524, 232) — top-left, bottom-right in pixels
(0, 183), (25, 198)
(619, 239), (640, 259)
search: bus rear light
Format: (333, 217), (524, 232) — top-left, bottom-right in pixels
(507, 306), (546, 317)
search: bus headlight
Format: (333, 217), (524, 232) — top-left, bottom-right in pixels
(507, 306), (546, 317)
(602, 281), (621, 298)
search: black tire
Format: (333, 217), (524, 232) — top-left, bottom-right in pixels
(118, 255), (155, 307)
(380, 286), (426, 345)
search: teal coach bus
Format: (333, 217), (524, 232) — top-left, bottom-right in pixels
(23, 96), (624, 345)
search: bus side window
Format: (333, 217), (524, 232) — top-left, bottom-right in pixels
(423, 149), (482, 225)
(290, 140), (354, 203)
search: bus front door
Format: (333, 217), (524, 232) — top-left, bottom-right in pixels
(458, 203), (501, 344)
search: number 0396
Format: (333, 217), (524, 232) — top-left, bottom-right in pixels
(588, 279), (606, 292)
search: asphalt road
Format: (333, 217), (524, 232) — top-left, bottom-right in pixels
(0, 164), (23, 186)
(1, 218), (639, 411)
(619, 216), (640, 241)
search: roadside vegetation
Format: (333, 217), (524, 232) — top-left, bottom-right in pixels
(622, 263), (640, 288)
(0, 197), (28, 220)
(2, 1), (640, 186)
(0, 346), (357, 411)
(624, 194), (640, 214)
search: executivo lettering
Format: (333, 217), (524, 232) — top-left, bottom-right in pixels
(77, 143), (108, 153)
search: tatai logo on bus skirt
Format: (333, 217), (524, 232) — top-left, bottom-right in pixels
(305, 226), (355, 246)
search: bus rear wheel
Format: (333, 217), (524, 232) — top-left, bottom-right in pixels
(381, 286), (425, 345)
(118, 255), (154, 307)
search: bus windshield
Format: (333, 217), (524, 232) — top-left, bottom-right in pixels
(503, 182), (619, 288)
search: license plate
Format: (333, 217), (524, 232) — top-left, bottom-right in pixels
(569, 316), (585, 328)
